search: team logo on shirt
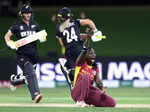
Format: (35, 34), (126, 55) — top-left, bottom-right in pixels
(20, 26), (24, 30)
(31, 25), (36, 28)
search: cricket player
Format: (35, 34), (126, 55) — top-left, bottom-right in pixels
(71, 36), (116, 107)
(56, 7), (103, 90)
(4, 4), (42, 103)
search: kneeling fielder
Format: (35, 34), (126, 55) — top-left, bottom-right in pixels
(71, 35), (115, 107)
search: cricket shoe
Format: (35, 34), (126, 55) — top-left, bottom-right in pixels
(9, 74), (17, 91)
(76, 101), (89, 108)
(9, 84), (16, 91)
(34, 94), (43, 103)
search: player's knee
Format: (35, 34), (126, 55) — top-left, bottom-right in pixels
(99, 94), (116, 107)
(23, 61), (35, 78)
(110, 99), (116, 107)
(105, 98), (116, 107)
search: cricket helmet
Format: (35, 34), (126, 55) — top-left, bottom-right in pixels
(57, 7), (73, 23)
(19, 4), (33, 16)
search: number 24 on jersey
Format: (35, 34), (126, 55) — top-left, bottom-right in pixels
(63, 27), (78, 43)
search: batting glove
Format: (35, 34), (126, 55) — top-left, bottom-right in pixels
(91, 29), (106, 42)
(61, 46), (65, 55)
(6, 40), (18, 50)
(38, 30), (47, 43)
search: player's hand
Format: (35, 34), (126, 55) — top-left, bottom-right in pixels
(38, 34), (47, 43)
(91, 29), (106, 42)
(38, 30), (47, 43)
(100, 86), (107, 94)
(6, 40), (18, 50)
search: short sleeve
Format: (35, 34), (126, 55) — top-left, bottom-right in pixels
(9, 24), (18, 34)
(75, 19), (81, 27)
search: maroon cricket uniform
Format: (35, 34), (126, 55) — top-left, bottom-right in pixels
(71, 61), (116, 107)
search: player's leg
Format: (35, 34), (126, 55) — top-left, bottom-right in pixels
(98, 93), (116, 107)
(10, 74), (24, 91)
(23, 61), (42, 103)
(10, 73), (27, 91)
(67, 45), (83, 81)
(71, 74), (90, 107)
(65, 45), (83, 82)
(59, 58), (73, 91)
(79, 74), (90, 101)
(65, 59), (75, 82)
(85, 86), (116, 107)
(63, 50), (75, 90)
(71, 79), (81, 102)
(62, 45), (83, 91)
(17, 55), (42, 103)
(29, 55), (42, 103)
(9, 58), (37, 91)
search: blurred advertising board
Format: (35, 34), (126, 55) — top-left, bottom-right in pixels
(0, 56), (150, 88)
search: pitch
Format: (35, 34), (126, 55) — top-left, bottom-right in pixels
(0, 87), (150, 112)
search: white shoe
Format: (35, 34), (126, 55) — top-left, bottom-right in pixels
(34, 94), (43, 103)
(10, 74), (16, 91)
(89, 104), (95, 107)
(76, 101), (89, 107)
(9, 84), (16, 91)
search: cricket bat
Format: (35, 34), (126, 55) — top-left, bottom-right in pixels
(15, 30), (47, 48)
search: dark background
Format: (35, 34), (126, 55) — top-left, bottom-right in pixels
(10, 0), (150, 6)
(1, 56), (149, 80)
(0, 0), (150, 81)
(1, 0), (150, 57)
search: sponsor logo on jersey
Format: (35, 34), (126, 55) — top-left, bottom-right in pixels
(31, 25), (36, 28)
(20, 31), (36, 37)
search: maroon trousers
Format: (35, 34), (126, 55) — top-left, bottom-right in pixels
(71, 74), (116, 107)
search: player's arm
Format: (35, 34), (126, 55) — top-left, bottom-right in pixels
(4, 31), (18, 50)
(76, 49), (87, 66)
(83, 31), (91, 48)
(95, 69), (106, 93)
(80, 19), (105, 42)
(95, 74), (103, 90)
(4, 31), (13, 42)
(57, 37), (65, 55)
(80, 19), (97, 31)
(76, 36), (90, 65)
(56, 24), (66, 55)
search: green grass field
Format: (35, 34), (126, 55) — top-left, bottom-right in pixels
(0, 87), (150, 112)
